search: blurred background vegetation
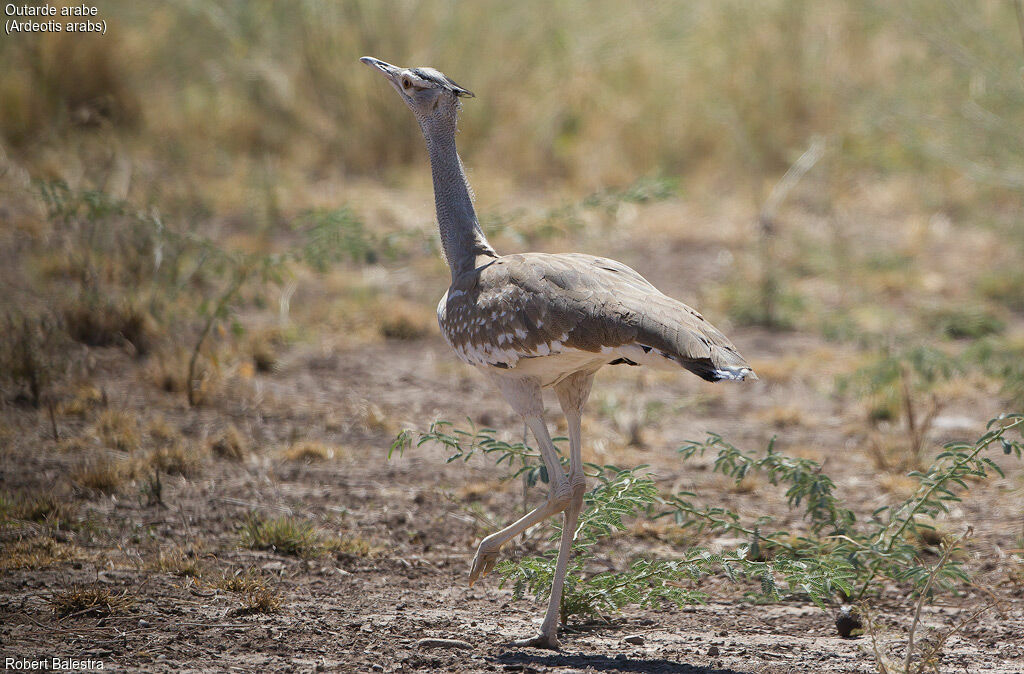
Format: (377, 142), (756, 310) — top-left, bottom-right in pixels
(1, 0), (1023, 421)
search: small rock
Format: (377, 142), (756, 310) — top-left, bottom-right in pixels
(614, 654), (628, 661)
(835, 604), (863, 639)
(623, 635), (645, 646)
(717, 630), (728, 637)
(155, 655), (167, 662)
(138, 619), (151, 628)
(416, 638), (473, 650)
(707, 645), (720, 657)
(371, 665), (384, 672)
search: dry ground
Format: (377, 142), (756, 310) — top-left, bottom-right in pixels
(2, 324), (1023, 673)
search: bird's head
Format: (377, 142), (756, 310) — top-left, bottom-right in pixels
(360, 56), (474, 127)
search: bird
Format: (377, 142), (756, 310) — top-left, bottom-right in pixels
(361, 56), (756, 650)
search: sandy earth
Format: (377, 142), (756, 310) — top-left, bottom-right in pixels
(1, 334), (1023, 673)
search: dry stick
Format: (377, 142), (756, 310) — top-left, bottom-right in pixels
(757, 137), (825, 326)
(860, 604), (890, 674)
(187, 268), (248, 406)
(915, 603), (994, 673)
(904, 529), (969, 674)
(900, 364), (918, 461)
(47, 398), (59, 442)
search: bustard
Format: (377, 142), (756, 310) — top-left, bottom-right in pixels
(362, 56), (756, 650)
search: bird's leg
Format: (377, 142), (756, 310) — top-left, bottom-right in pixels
(469, 415), (569, 585)
(513, 372), (593, 650)
(513, 475), (584, 650)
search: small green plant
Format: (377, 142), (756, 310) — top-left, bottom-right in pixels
(392, 414), (1023, 625)
(391, 418), (568, 487)
(238, 513), (338, 558)
(295, 207), (377, 269)
(670, 414), (1024, 602)
(927, 307), (1005, 340)
(498, 466), (712, 623)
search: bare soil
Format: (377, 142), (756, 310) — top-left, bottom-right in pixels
(2, 329), (1023, 674)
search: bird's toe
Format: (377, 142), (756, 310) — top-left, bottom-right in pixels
(512, 633), (561, 650)
(469, 547), (499, 586)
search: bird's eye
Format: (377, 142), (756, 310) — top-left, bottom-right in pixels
(402, 77), (412, 89)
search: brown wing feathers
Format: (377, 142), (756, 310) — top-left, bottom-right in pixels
(441, 253), (754, 382)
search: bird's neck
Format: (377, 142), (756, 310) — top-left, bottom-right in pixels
(421, 118), (496, 278)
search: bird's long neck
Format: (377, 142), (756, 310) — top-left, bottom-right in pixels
(420, 117), (496, 278)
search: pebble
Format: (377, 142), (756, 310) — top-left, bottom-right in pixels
(623, 635), (645, 645)
(138, 619), (151, 628)
(707, 645), (720, 656)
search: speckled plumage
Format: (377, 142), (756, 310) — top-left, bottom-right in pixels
(437, 252), (754, 385)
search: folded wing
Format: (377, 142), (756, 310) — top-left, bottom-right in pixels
(438, 253), (755, 382)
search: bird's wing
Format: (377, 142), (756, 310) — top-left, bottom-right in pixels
(438, 253), (754, 382)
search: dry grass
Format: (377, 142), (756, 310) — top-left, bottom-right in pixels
(146, 441), (206, 477)
(236, 586), (283, 615)
(145, 415), (180, 445)
(0, 491), (77, 525)
(209, 425), (248, 461)
(59, 385), (105, 417)
(248, 330), (282, 373)
(456, 479), (509, 502)
(146, 351), (188, 394)
(93, 409), (140, 452)
(70, 458), (128, 494)
(624, 520), (691, 547)
(878, 473), (919, 499)
(49, 584), (133, 618)
(210, 567), (267, 594)
(0, 537), (81, 571)
(755, 405), (806, 429)
(377, 301), (433, 341)
(212, 567), (284, 615)
(282, 441), (335, 463)
(62, 299), (155, 355)
(147, 547), (204, 578)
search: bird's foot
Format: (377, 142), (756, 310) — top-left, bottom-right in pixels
(512, 632), (561, 650)
(468, 545), (499, 586)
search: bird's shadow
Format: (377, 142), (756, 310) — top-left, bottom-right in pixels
(494, 649), (751, 674)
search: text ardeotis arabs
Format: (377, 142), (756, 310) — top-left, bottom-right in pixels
(362, 56), (756, 650)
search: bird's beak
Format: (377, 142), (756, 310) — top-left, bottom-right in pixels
(360, 56), (401, 85)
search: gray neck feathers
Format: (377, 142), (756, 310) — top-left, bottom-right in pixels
(419, 115), (496, 278)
